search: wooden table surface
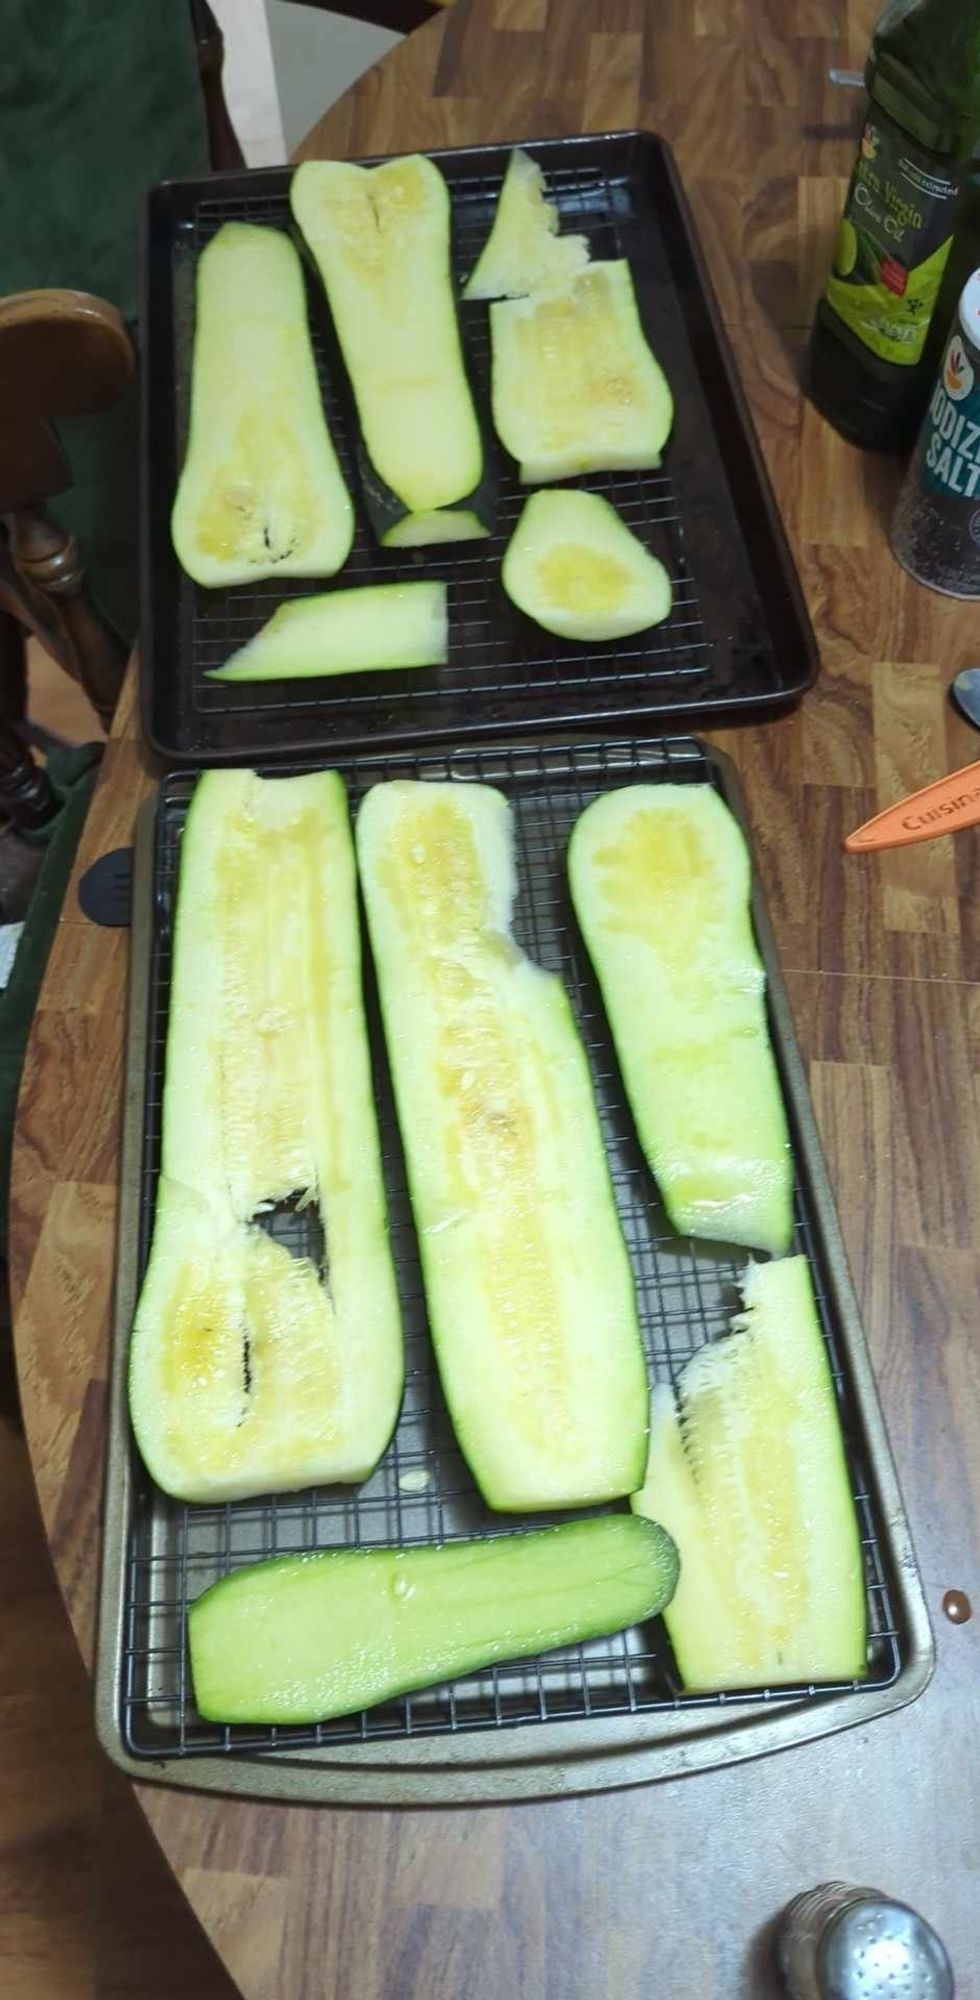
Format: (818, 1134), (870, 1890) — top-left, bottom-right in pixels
(12, 0), (980, 1992)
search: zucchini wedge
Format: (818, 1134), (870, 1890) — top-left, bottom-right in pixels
(490, 261), (673, 482)
(129, 770), (403, 1502)
(291, 155), (492, 546)
(355, 780), (649, 1513)
(189, 1515), (679, 1724)
(462, 147), (590, 300)
(502, 490), (671, 641)
(208, 581), (448, 683)
(171, 223), (353, 588)
(569, 784), (793, 1255)
(632, 1258), (867, 1691)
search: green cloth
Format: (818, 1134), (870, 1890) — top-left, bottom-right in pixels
(0, 745), (102, 1258)
(0, 1), (208, 312)
(0, 1), (211, 639)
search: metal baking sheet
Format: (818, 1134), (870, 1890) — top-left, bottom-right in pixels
(96, 736), (932, 1804)
(139, 131), (819, 764)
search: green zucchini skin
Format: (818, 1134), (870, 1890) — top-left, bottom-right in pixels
(291, 156), (495, 547)
(129, 770), (403, 1504)
(632, 1258), (867, 1691)
(357, 426), (495, 547)
(172, 222), (353, 589)
(490, 261), (673, 483)
(501, 489), (671, 641)
(355, 779), (650, 1514)
(462, 146), (590, 302)
(569, 784), (793, 1256)
(208, 582), (448, 683)
(189, 1515), (679, 1724)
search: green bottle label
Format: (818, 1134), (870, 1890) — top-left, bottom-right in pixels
(923, 319), (980, 500)
(825, 112), (962, 365)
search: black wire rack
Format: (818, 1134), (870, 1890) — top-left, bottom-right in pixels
(140, 132), (818, 762)
(121, 737), (904, 1761)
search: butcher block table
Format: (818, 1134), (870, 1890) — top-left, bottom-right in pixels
(11, 0), (980, 1991)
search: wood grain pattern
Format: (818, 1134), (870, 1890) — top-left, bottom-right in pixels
(0, 1420), (238, 1998)
(10, 0), (980, 1993)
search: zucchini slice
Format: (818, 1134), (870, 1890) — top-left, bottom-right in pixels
(189, 1515), (679, 1724)
(490, 262), (673, 483)
(208, 581), (448, 683)
(171, 223), (353, 588)
(355, 780), (649, 1513)
(502, 490), (671, 641)
(632, 1258), (867, 1690)
(291, 155), (492, 546)
(569, 784), (793, 1255)
(462, 147), (590, 301)
(129, 770), (403, 1503)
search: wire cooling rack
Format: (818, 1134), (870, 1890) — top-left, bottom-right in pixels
(140, 133), (818, 761)
(120, 737), (904, 1761)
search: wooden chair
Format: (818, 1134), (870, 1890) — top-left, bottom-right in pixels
(0, 292), (134, 831)
(0, 0), (453, 837)
(0, 2), (241, 834)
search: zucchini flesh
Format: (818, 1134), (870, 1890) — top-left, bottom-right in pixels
(502, 490), (671, 641)
(569, 784), (793, 1255)
(129, 771), (403, 1502)
(381, 509), (487, 548)
(171, 223), (353, 588)
(208, 581), (448, 683)
(632, 1258), (867, 1690)
(291, 156), (492, 545)
(355, 780), (648, 1512)
(189, 1515), (679, 1723)
(490, 262), (673, 483)
(462, 147), (590, 300)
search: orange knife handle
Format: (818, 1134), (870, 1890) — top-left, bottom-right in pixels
(843, 759), (980, 854)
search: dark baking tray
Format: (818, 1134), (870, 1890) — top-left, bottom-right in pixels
(140, 131), (819, 764)
(96, 736), (932, 1804)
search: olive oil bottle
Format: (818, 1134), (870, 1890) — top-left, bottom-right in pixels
(807, 0), (980, 449)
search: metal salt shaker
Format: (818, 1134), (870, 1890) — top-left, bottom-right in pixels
(777, 1881), (955, 1999)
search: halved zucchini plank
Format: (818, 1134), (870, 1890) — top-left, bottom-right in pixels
(129, 770), (403, 1502)
(355, 780), (649, 1513)
(190, 1515), (679, 1724)
(291, 156), (493, 546)
(462, 147), (590, 300)
(569, 784), (793, 1255)
(379, 507), (488, 549)
(171, 223), (353, 588)
(632, 1258), (867, 1690)
(208, 581), (448, 683)
(502, 490), (671, 642)
(490, 262), (673, 482)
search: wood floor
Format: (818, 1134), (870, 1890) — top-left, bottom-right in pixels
(1, 647), (234, 1997)
(23, 639), (106, 750)
(0, 1415), (237, 1998)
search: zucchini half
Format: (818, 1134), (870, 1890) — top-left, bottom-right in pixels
(502, 490), (671, 641)
(209, 581), (448, 682)
(171, 223), (353, 588)
(189, 1515), (679, 1725)
(569, 783), (793, 1256)
(490, 261), (673, 482)
(355, 779), (649, 1513)
(129, 771), (403, 1502)
(462, 147), (590, 300)
(632, 1258), (867, 1691)
(291, 155), (493, 547)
